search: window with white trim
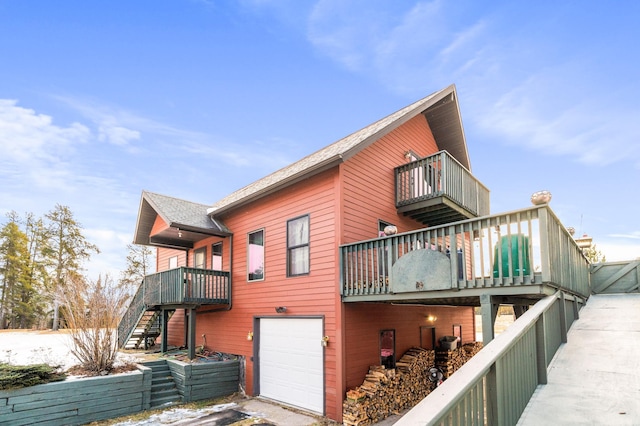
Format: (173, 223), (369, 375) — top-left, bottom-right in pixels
(168, 255), (178, 269)
(248, 229), (264, 281)
(211, 242), (222, 271)
(287, 215), (310, 276)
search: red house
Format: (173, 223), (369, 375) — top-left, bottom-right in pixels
(124, 84), (493, 421)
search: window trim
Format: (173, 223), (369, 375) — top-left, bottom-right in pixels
(193, 246), (206, 269)
(380, 329), (396, 369)
(378, 219), (394, 237)
(211, 242), (223, 271)
(286, 214), (310, 277)
(168, 255), (178, 270)
(247, 228), (265, 282)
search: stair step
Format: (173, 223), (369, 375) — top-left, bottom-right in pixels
(150, 395), (181, 408)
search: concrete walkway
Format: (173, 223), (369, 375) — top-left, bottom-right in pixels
(518, 293), (640, 425)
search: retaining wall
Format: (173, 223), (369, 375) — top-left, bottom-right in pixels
(0, 360), (239, 426)
(167, 359), (240, 402)
(0, 366), (152, 426)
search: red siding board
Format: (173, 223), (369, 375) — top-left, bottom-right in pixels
(155, 113), (474, 423)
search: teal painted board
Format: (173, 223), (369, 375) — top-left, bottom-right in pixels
(10, 385), (143, 410)
(1, 407), (78, 426)
(4, 371), (144, 403)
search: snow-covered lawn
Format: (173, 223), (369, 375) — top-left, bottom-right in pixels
(0, 329), (143, 371)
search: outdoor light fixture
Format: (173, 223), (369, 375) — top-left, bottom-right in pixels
(275, 306), (287, 313)
(321, 336), (330, 347)
(426, 315), (437, 322)
(247, 332), (253, 341)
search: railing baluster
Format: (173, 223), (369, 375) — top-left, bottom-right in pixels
(339, 205), (590, 299)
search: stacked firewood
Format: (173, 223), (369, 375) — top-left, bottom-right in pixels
(342, 347), (436, 425)
(435, 342), (484, 378)
(342, 343), (483, 425)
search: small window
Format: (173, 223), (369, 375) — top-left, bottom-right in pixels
(380, 329), (395, 369)
(211, 242), (222, 271)
(378, 220), (395, 237)
(287, 215), (309, 276)
(194, 247), (206, 269)
(248, 229), (264, 281)
(168, 256), (178, 269)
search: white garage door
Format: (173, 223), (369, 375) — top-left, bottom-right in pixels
(259, 318), (324, 413)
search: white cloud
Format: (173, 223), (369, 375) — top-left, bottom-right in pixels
(477, 70), (640, 167)
(0, 99), (90, 163)
(598, 241), (640, 262)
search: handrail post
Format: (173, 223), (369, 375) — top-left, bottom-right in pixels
(538, 207), (552, 283)
(558, 291), (568, 343)
(449, 225), (459, 289)
(535, 311), (548, 384)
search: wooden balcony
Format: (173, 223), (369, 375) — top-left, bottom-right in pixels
(395, 151), (490, 226)
(118, 267), (230, 348)
(339, 205), (591, 305)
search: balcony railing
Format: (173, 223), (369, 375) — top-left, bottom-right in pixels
(395, 291), (581, 425)
(118, 267), (230, 347)
(340, 205), (591, 300)
(395, 151), (490, 224)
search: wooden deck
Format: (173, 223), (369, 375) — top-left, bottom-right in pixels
(340, 204), (591, 305)
(395, 150), (490, 226)
(118, 267), (230, 348)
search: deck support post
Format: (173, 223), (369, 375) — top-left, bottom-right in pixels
(480, 294), (499, 346)
(513, 304), (528, 318)
(161, 309), (169, 353)
(188, 308), (196, 360)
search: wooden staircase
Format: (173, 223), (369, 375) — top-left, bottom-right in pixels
(123, 309), (173, 350)
(143, 360), (182, 408)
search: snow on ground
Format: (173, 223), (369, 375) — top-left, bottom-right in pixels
(0, 330), (246, 424)
(0, 329), (142, 371)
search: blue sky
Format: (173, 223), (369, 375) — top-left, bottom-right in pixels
(1, 0), (639, 279)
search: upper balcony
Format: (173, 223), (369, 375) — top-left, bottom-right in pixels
(340, 204), (591, 305)
(395, 150), (490, 226)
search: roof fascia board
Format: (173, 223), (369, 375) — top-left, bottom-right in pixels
(210, 155), (343, 217)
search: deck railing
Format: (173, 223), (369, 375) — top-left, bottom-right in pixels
(395, 150), (490, 217)
(118, 267), (230, 347)
(340, 205), (591, 299)
(394, 291), (583, 425)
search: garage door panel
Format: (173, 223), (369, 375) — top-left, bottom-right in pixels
(259, 318), (323, 413)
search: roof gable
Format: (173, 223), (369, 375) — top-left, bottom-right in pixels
(134, 191), (231, 247)
(209, 84), (469, 216)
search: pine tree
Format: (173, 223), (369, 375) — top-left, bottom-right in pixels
(43, 205), (100, 331)
(0, 213), (31, 329)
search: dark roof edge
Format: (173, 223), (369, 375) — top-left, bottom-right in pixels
(208, 84), (466, 218)
(207, 155), (344, 217)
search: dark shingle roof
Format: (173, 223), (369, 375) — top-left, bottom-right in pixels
(134, 191), (231, 246)
(208, 84), (468, 216)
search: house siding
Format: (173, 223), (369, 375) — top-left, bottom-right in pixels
(151, 112), (474, 423)
(165, 167), (343, 419)
(156, 248), (187, 271)
(342, 114), (439, 244)
(344, 304), (475, 390)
